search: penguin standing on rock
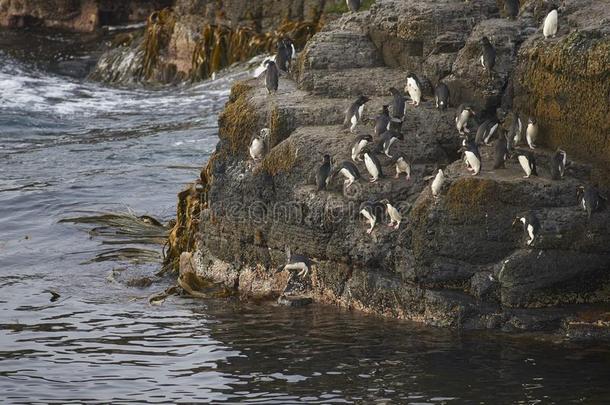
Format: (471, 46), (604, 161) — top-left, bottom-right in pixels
(475, 118), (500, 145)
(516, 150), (538, 178)
(431, 169), (444, 199)
(277, 247), (312, 278)
(526, 117), (538, 149)
(405, 73), (424, 106)
(351, 134), (373, 162)
(264, 60), (279, 94)
(333, 161), (361, 189)
(504, 0), (520, 19)
(493, 133), (510, 169)
(374, 105), (391, 137)
(513, 212), (541, 246)
(550, 148), (567, 179)
(510, 112), (524, 146)
(577, 185), (606, 220)
(543, 5), (559, 39)
(380, 199), (402, 230)
(376, 129), (404, 158)
(456, 105), (475, 134)
(462, 138), (482, 175)
(389, 87), (406, 120)
(316, 154), (332, 191)
(359, 200), (385, 234)
(393, 153), (411, 180)
(344, 95), (370, 133)
(363, 151), (384, 182)
(275, 38), (294, 72)
(249, 128), (270, 162)
(346, 0), (361, 12)
(480, 37), (496, 80)
(435, 82), (450, 110)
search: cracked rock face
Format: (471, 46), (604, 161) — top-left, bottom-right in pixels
(166, 0), (610, 336)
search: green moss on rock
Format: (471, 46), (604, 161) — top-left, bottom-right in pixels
(218, 82), (258, 156)
(514, 32), (610, 165)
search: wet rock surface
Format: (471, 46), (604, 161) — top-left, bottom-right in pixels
(173, 0), (610, 338)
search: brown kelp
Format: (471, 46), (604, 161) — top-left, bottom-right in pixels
(140, 8), (176, 79)
(190, 19), (323, 81)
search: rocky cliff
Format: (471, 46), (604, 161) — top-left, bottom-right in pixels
(157, 0), (607, 338)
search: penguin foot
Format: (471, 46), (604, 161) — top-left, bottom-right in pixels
(523, 175), (530, 179)
(366, 229), (373, 235)
(298, 269), (309, 278)
(394, 174), (399, 179)
(406, 176), (411, 181)
(370, 178), (378, 183)
(394, 224), (400, 230)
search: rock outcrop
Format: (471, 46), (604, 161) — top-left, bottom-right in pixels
(171, 0), (610, 336)
(0, 0), (171, 31)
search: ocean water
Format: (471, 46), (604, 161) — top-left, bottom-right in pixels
(1, 29), (610, 404)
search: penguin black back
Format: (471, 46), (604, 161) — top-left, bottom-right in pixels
(504, 0), (520, 19)
(346, 0), (361, 12)
(389, 87), (406, 120)
(435, 82), (449, 110)
(316, 154), (332, 191)
(264, 60), (279, 94)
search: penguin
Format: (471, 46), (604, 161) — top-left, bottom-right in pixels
(526, 117), (538, 149)
(493, 132), (510, 169)
(363, 151), (384, 182)
(277, 247), (312, 278)
(504, 0), (520, 19)
(316, 154), (332, 191)
(480, 37), (496, 80)
(516, 150), (537, 178)
(431, 168), (444, 199)
(375, 129), (404, 158)
(374, 105), (391, 137)
(543, 5), (559, 39)
(389, 87), (406, 120)
(388, 117), (403, 132)
(333, 161), (361, 189)
(275, 39), (291, 72)
(435, 82), (450, 110)
(359, 200), (385, 234)
(380, 199), (402, 230)
(405, 73), (423, 106)
(555, 148), (567, 178)
(346, 0), (361, 12)
(264, 60), (279, 94)
(351, 134), (373, 162)
(577, 185), (606, 219)
(462, 138), (482, 175)
(455, 104), (475, 134)
(249, 128), (270, 161)
(511, 112), (524, 146)
(513, 212), (541, 246)
(343, 95), (370, 133)
(475, 118), (500, 146)
(393, 153), (411, 181)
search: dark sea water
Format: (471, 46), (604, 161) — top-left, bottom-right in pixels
(1, 29), (610, 404)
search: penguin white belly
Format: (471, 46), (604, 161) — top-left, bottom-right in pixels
(485, 123), (499, 144)
(350, 114), (358, 131)
(387, 205), (401, 223)
(397, 160), (410, 176)
(358, 104), (364, 119)
(543, 10), (558, 38)
(384, 138), (397, 157)
(250, 139), (264, 159)
(340, 168), (355, 183)
(290, 44), (297, 59)
(480, 55), (485, 68)
(457, 111), (469, 133)
(431, 173), (443, 196)
(285, 262), (308, 272)
(526, 124), (537, 148)
(465, 151), (481, 175)
(526, 224), (535, 245)
(364, 155), (379, 180)
(406, 79), (421, 104)
(352, 139), (368, 161)
(360, 209), (376, 233)
(518, 155), (532, 177)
